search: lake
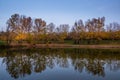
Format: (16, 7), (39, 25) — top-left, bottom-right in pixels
(0, 48), (120, 80)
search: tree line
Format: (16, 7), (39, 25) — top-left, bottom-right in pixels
(0, 13), (120, 44)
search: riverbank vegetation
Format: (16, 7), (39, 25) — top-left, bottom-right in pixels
(0, 14), (120, 46)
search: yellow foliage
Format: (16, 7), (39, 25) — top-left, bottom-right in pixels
(15, 33), (26, 40)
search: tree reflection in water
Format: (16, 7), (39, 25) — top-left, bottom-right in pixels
(0, 48), (120, 79)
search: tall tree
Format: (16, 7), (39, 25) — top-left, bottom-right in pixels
(85, 17), (105, 32)
(6, 14), (33, 43)
(21, 16), (33, 43)
(34, 18), (46, 33)
(56, 24), (69, 42)
(71, 20), (86, 44)
(47, 23), (56, 42)
(6, 14), (20, 44)
(33, 18), (46, 43)
(107, 22), (120, 32)
(107, 22), (120, 40)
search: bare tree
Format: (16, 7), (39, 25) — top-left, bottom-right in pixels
(85, 17), (105, 32)
(34, 18), (46, 33)
(107, 22), (120, 32)
(47, 23), (55, 33)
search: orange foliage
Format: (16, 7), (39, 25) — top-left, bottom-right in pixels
(15, 33), (26, 41)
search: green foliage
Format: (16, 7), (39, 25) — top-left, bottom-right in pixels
(0, 40), (5, 45)
(63, 39), (120, 45)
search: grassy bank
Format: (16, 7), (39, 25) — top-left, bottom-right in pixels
(0, 40), (120, 49)
(0, 43), (120, 49)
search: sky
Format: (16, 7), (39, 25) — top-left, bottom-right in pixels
(0, 0), (120, 30)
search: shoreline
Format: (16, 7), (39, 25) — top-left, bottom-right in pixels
(1, 44), (120, 49)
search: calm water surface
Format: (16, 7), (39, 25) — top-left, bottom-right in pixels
(0, 48), (120, 80)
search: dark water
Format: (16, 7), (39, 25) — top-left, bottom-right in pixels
(0, 48), (120, 80)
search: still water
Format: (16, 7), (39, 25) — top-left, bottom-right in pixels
(0, 48), (120, 80)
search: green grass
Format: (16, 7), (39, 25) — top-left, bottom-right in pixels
(64, 40), (74, 44)
(0, 40), (6, 46)
(64, 40), (120, 45)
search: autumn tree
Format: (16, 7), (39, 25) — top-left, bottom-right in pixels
(85, 17), (105, 44)
(6, 14), (20, 44)
(21, 16), (32, 33)
(71, 20), (86, 44)
(33, 18), (46, 43)
(107, 22), (120, 40)
(20, 16), (33, 43)
(46, 23), (56, 42)
(55, 24), (69, 43)
(6, 14), (34, 44)
(5, 14), (120, 45)
(0, 31), (6, 41)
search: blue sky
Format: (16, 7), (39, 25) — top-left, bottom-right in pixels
(0, 0), (120, 30)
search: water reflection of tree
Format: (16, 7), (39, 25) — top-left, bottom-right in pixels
(3, 52), (32, 79)
(85, 59), (105, 77)
(107, 60), (120, 71)
(70, 53), (105, 77)
(32, 53), (46, 73)
(69, 49), (120, 77)
(2, 49), (69, 79)
(1, 49), (120, 79)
